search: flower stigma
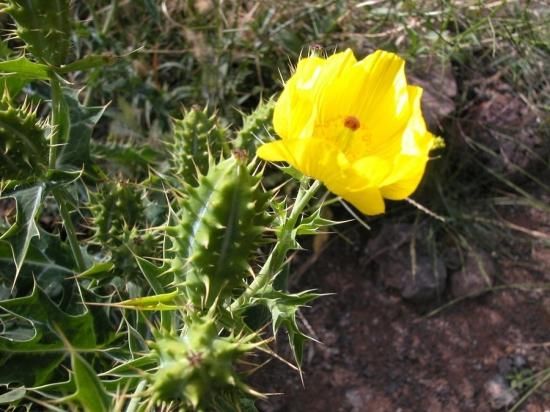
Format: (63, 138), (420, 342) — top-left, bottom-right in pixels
(344, 116), (360, 131)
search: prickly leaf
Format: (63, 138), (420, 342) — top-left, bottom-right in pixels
(0, 184), (45, 281)
(2, 0), (71, 66)
(55, 89), (105, 170)
(0, 285), (97, 386)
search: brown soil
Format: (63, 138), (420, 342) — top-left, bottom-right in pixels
(251, 220), (550, 412)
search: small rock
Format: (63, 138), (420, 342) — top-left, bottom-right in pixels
(468, 77), (544, 176)
(485, 375), (518, 410)
(410, 57), (457, 130)
(497, 357), (514, 375)
(377, 246), (447, 303)
(513, 354), (527, 369)
(450, 250), (496, 298)
(370, 224), (447, 302)
(345, 387), (393, 412)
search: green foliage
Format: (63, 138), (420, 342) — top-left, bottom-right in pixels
(0, 56), (49, 80)
(70, 352), (112, 412)
(0, 184), (45, 279)
(167, 108), (226, 186)
(255, 288), (321, 365)
(1, 0), (71, 66)
(168, 156), (272, 310)
(0, 94), (48, 181)
(0, 284), (98, 386)
(55, 89), (106, 171)
(150, 317), (260, 409)
(90, 181), (154, 276)
(92, 181), (144, 244)
(234, 99), (275, 156)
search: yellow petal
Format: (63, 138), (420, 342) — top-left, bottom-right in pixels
(273, 56), (325, 139)
(380, 154), (428, 199)
(359, 51), (412, 148)
(298, 49), (357, 140)
(351, 156), (392, 188)
(334, 186), (385, 215)
(400, 86), (434, 156)
(257, 138), (348, 185)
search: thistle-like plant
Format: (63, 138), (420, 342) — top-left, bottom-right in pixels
(0, 92), (48, 181)
(0, 2), (329, 403)
(0, 2), (438, 411)
(167, 107), (226, 186)
(167, 156), (272, 310)
(1, 0), (71, 66)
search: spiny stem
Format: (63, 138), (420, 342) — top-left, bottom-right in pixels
(231, 179), (322, 309)
(48, 74), (63, 170)
(53, 189), (86, 272)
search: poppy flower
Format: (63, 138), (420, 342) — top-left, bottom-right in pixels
(257, 49), (436, 215)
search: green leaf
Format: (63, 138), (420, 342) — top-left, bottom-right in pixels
(0, 386), (26, 404)
(56, 89), (106, 170)
(135, 256), (174, 330)
(70, 352), (112, 412)
(295, 208), (339, 236)
(254, 288), (321, 365)
(0, 284), (97, 386)
(3, 0), (71, 66)
(102, 354), (158, 378)
(56, 53), (118, 74)
(0, 75), (27, 97)
(135, 256), (171, 294)
(118, 290), (179, 310)
(75, 262), (114, 280)
(0, 56), (49, 80)
(0, 232), (75, 297)
(91, 141), (161, 176)
(0, 184), (45, 282)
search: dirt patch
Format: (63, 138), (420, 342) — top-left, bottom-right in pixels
(251, 223), (550, 412)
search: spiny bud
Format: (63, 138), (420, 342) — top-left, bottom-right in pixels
(0, 94), (48, 181)
(89, 182), (158, 275)
(167, 107), (225, 186)
(234, 99), (275, 156)
(150, 317), (260, 408)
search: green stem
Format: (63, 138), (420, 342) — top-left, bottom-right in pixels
(126, 379), (147, 412)
(231, 179), (322, 309)
(48, 75), (64, 170)
(102, 0), (118, 35)
(53, 189), (86, 272)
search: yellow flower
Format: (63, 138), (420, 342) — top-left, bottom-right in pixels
(257, 49), (437, 215)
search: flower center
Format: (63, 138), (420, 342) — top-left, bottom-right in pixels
(343, 116), (360, 131)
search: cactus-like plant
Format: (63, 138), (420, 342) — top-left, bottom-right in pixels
(167, 155), (271, 310)
(89, 181), (157, 275)
(167, 108), (225, 186)
(150, 317), (261, 408)
(0, 93), (48, 180)
(91, 181), (144, 243)
(234, 99), (275, 156)
(1, 0), (71, 66)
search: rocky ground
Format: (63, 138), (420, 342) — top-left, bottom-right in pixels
(251, 207), (550, 412)
(251, 51), (550, 412)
